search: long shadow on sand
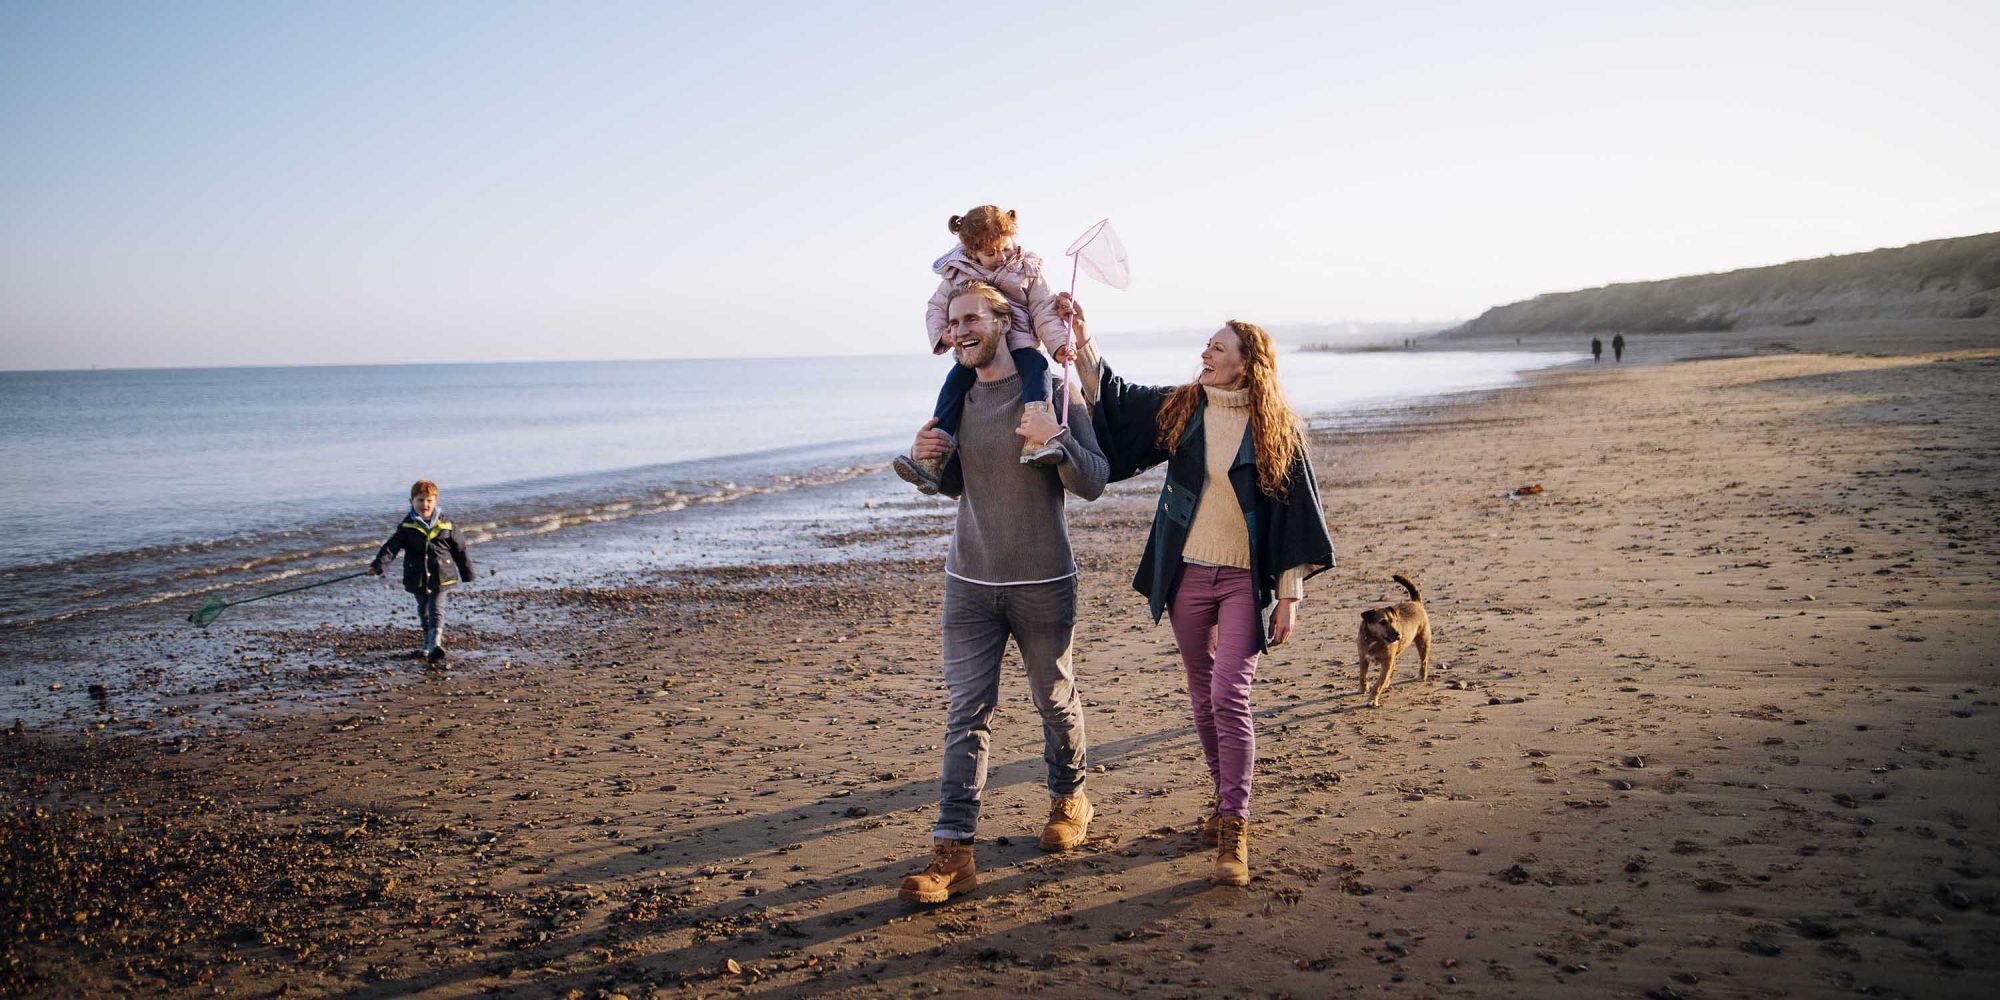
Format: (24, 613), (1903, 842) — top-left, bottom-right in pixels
(344, 693), (1370, 997)
(519, 692), (1361, 890)
(343, 832), (1194, 998)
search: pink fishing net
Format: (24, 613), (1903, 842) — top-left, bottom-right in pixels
(1066, 219), (1130, 291)
(1056, 219), (1129, 424)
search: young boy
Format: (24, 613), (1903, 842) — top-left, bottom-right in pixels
(368, 480), (474, 663)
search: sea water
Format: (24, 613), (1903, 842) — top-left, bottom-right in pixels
(0, 346), (1575, 631)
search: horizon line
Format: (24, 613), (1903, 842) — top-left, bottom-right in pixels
(0, 321), (1467, 375)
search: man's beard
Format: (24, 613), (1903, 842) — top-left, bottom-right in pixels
(956, 333), (1000, 370)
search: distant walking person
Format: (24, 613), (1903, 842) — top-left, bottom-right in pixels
(1612, 332), (1626, 362)
(1591, 336), (1603, 362)
(897, 279), (1109, 906)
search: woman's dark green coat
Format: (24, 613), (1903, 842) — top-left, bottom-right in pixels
(1088, 355), (1335, 652)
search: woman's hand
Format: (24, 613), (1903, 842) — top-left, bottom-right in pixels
(1056, 292), (1089, 349)
(1271, 598), (1298, 645)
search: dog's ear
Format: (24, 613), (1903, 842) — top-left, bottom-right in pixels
(1361, 609), (1381, 623)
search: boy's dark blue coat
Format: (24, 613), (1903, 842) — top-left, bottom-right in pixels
(371, 513), (474, 595)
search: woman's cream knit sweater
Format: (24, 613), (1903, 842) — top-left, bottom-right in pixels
(1182, 385), (1306, 602)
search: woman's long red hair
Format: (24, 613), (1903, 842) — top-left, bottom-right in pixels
(1155, 321), (1305, 499)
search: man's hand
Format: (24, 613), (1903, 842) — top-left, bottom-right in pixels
(1271, 598), (1298, 645)
(367, 564), (382, 576)
(1016, 406), (1062, 450)
(912, 417), (953, 462)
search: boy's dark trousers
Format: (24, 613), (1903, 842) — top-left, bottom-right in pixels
(416, 590), (445, 652)
(933, 348), (1051, 437)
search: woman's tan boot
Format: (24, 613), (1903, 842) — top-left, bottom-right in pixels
(1212, 816), (1249, 887)
(1199, 797), (1222, 847)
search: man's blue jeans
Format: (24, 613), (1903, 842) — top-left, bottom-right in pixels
(933, 574), (1088, 840)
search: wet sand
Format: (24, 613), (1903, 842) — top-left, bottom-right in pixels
(6, 325), (1999, 998)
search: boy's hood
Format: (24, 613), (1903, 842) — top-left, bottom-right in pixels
(407, 506), (442, 527)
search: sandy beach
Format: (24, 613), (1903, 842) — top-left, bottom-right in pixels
(6, 325), (1999, 998)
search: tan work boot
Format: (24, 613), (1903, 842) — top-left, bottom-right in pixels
(1019, 401), (1064, 465)
(1040, 791), (1093, 852)
(1213, 816), (1249, 887)
(1199, 798), (1222, 847)
(898, 839), (976, 904)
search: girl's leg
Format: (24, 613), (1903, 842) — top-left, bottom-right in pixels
(901, 363), (971, 491)
(1011, 349), (1061, 464)
(1010, 348), (1050, 404)
(932, 363), (976, 439)
(1168, 566), (1224, 793)
(1207, 568), (1264, 819)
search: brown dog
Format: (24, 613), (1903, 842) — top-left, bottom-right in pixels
(1358, 574), (1431, 707)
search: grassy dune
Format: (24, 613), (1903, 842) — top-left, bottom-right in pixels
(1449, 231), (2000, 336)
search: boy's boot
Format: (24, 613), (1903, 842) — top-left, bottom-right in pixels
(893, 431), (955, 495)
(1019, 401), (1064, 465)
(1040, 791), (1093, 852)
(424, 619), (445, 664)
(1213, 816), (1250, 887)
(898, 838), (976, 904)
(1199, 795), (1223, 847)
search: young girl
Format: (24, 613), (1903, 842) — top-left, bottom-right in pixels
(894, 205), (1072, 493)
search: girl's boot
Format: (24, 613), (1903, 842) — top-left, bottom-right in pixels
(1019, 402), (1063, 465)
(893, 432), (956, 495)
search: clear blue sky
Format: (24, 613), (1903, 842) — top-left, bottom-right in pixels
(3, 1), (1996, 369)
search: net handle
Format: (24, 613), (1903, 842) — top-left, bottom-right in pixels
(189, 570), (371, 627)
(227, 570), (370, 607)
(1059, 255), (1079, 426)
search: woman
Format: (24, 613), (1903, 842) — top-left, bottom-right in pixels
(1062, 293), (1334, 886)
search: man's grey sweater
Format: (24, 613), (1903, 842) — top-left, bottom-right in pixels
(938, 373), (1108, 585)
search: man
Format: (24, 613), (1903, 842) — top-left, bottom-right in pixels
(1591, 335), (1603, 362)
(1612, 331), (1627, 362)
(898, 280), (1110, 905)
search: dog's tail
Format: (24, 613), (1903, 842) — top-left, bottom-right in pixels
(1392, 573), (1421, 602)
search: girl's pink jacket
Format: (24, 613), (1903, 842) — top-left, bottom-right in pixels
(924, 245), (1069, 356)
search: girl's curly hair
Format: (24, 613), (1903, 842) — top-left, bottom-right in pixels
(948, 205), (1017, 254)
